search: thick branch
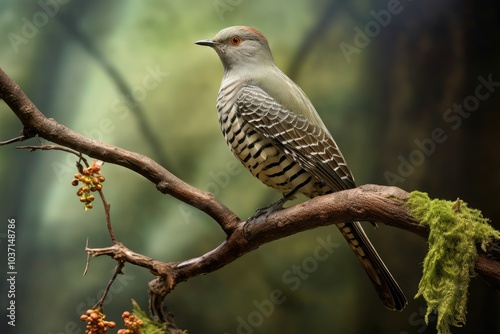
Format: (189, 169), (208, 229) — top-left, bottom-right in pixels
(0, 67), (240, 235)
(85, 185), (500, 297)
(174, 185), (424, 279)
(2, 67), (500, 325)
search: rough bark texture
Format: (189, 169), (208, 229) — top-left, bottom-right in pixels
(1, 67), (499, 325)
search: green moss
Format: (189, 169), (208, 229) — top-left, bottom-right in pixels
(407, 191), (500, 334)
(131, 299), (187, 334)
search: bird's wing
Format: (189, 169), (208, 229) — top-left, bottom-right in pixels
(236, 85), (356, 192)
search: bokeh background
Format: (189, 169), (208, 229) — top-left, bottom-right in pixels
(1, 0), (499, 333)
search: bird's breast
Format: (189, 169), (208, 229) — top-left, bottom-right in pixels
(216, 82), (329, 197)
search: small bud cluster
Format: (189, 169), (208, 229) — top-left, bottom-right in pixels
(117, 311), (143, 334)
(71, 161), (105, 210)
(80, 309), (116, 334)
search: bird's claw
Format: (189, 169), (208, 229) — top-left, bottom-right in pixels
(247, 197), (288, 222)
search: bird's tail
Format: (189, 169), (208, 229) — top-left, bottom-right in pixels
(337, 221), (407, 311)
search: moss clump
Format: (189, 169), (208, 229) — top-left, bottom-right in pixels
(130, 299), (186, 334)
(407, 191), (500, 334)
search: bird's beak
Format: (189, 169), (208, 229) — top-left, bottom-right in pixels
(195, 39), (217, 47)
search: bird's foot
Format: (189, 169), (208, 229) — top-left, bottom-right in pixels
(247, 193), (295, 222)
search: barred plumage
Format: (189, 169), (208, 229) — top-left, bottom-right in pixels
(218, 80), (322, 196)
(197, 26), (407, 311)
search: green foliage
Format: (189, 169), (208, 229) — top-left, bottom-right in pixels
(407, 191), (500, 334)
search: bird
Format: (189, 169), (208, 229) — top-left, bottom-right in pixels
(195, 26), (407, 311)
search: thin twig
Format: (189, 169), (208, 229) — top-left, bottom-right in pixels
(17, 144), (85, 159)
(83, 237), (91, 276)
(0, 135), (26, 146)
(93, 261), (125, 311)
(97, 189), (117, 244)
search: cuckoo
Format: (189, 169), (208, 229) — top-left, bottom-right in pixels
(196, 26), (407, 311)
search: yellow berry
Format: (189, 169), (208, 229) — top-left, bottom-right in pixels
(87, 195), (95, 202)
(86, 203), (93, 209)
(80, 197), (87, 203)
(98, 176), (105, 183)
(96, 184), (103, 191)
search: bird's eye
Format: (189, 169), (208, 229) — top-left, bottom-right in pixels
(230, 35), (242, 46)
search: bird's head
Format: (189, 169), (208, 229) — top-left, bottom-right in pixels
(196, 26), (275, 71)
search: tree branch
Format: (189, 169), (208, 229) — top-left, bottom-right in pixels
(83, 185), (500, 315)
(174, 184), (425, 280)
(2, 67), (500, 328)
(0, 67), (240, 235)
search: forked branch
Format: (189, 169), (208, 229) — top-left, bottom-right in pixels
(1, 67), (499, 328)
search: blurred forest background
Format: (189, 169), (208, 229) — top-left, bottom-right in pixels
(1, 0), (499, 333)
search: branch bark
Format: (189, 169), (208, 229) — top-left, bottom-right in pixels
(1, 67), (500, 326)
(0, 67), (240, 235)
